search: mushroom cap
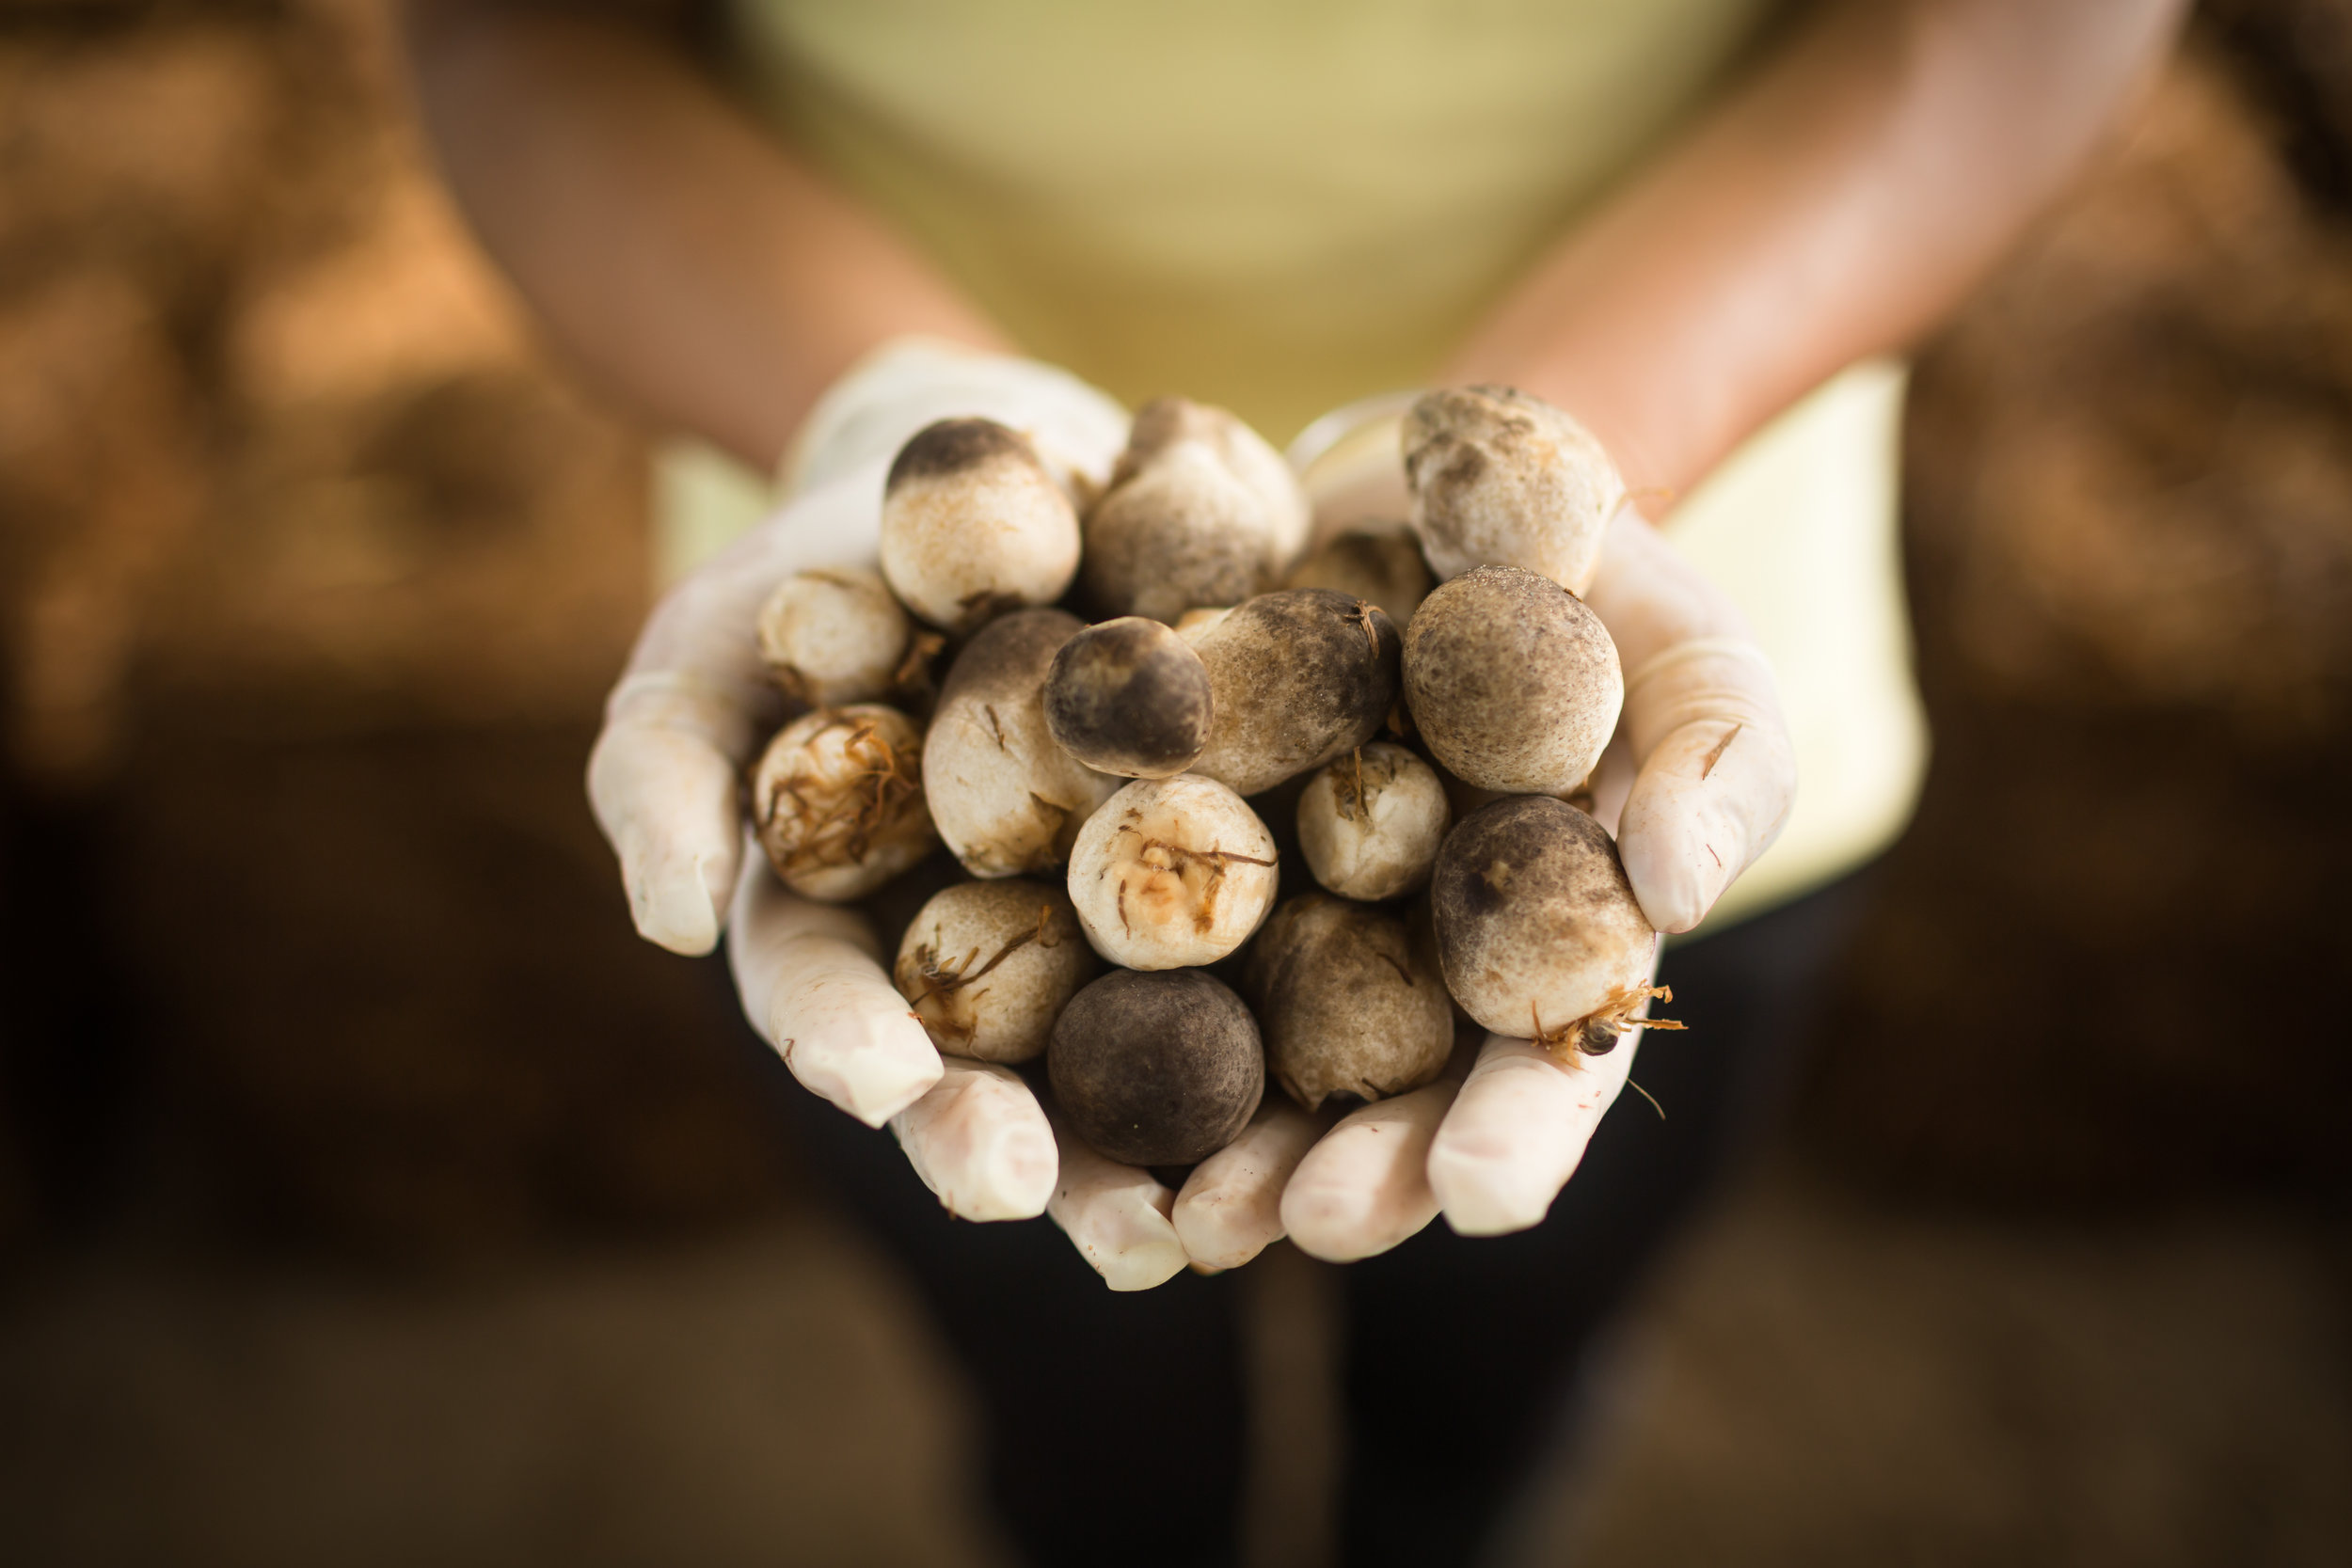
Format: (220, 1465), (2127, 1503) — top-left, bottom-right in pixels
(1403, 564), (1621, 796)
(881, 418), (1081, 632)
(1429, 795), (1656, 1040)
(1404, 386), (1624, 594)
(1049, 968), (1265, 1166)
(1245, 895), (1454, 1111)
(1295, 742), (1451, 901)
(1282, 530), (1434, 630)
(752, 705), (935, 901)
(894, 879), (1096, 1063)
(1189, 588), (1403, 798)
(924, 609), (1120, 878)
(1042, 616), (1215, 778)
(755, 566), (912, 707)
(1066, 774), (1279, 970)
(1080, 398), (1311, 624)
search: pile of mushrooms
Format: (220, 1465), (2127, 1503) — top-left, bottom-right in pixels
(749, 385), (1657, 1172)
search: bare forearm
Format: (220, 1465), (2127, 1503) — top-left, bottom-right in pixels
(401, 3), (1004, 469)
(1447, 0), (2185, 499)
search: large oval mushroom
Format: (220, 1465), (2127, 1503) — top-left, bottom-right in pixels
(1185, 589), (1402, 798)
(1403, 564), (1621, 797)
(1050, 969), (1265, 1166)
(1404, 385), (1624, 595)
(1429, 795), (1661, 1052)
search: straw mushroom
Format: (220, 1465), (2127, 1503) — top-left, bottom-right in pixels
(1403, 565), (1622, 797)
(1295, 742), (1450, 901)
(924, 609), (1120, 878)
(1082, 398), (1311, 624)
(1049, 969), (1265, 1166)
(1187, 589), (1402, 798)
(1246, 894), (1454, 1111)
(1067, 774), (1279, 970)
(1282, 530), (1434, 629)
(882, 418), (1082, 633)
(1404, 386), (1624, 594)
(755, 566), (914, 708)
(751, 705), (935, 900)
(1429, 795), (1661, 1053)
(894, 879), (1096, 1063)
(1042, 616), (1214, 779)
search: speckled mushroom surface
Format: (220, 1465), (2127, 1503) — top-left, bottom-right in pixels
(1429, 794), (1657, 1048)
(1403, 564), (1621, 797)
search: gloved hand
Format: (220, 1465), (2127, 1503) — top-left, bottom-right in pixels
(589, 338), (1200, 1289)
(1161, 400), (1797, 1270)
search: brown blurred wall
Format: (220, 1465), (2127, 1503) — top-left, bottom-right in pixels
(1, 0), (2350, 1262)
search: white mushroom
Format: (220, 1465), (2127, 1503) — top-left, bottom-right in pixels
(755, 566), (914, 707)
(1295, 742), (1450, 901)
(1066, 774), (1279, 970)
(881, 418), (1082, 632)
(894, 879), (1096, 1063)
(924, 609), (1120, 878)
(750, 705), (935, 901)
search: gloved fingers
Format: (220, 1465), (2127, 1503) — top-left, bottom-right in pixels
(590, 470), (889, 953)
(1170, 1101), (1332, 1271)
(890, 1058), (1058, 1223)
(1583, 504), (1795, 933)
(783, 337), (1134, 502)
(1279, 1079), (1458, 1263)
(1426, 1026), (1642, 1238)
(1045, 1110), (1190, 1292)
(1614, 651), (1796, 931)
(726, 851), (942, 1127)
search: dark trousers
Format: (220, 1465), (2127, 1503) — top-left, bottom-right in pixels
(757, 872), (1867, 1568)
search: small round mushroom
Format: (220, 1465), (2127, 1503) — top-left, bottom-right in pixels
(751, 705), (935, 901)
(1082, 398), (1311, 624)
(1049, 969), (1265, 1166)
(1281, 530), (1435, 629)
(755, 566), (913, 707)
(893, 879), (1096, 1063)
(924, 609), (1120, 878)
(1187, 589), (1402, 798)
(1042, 616), (1214, 779)
(1403, 564), (1622, 797)
(881, 418), (1082, 633)
(1295, 742), (1450, 901)
(1246, 894), (1454, 1111)
(1067, 774), (1279, 970)
(1404, 386), (1625, 595)
(1429, 795), (1660, 1052)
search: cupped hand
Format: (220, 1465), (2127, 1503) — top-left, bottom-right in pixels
(1183, 417), (1799, 1268)
(588, 343), (1206, 1289)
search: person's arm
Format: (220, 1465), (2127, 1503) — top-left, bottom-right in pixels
(1447, 0), (2185, 499)
(400, 0), (1005, 470)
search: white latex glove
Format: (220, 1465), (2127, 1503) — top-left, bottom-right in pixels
(591, 339), (1196, 1289)
(1152, 399), (1797, 1262)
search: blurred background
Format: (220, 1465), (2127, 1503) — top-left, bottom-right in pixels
(3, 1), (2351, 1563)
